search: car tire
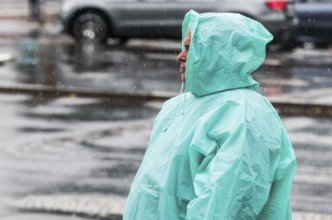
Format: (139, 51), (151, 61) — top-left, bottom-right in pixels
(72, 11), (109, 43)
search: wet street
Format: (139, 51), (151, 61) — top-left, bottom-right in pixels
(0, 35), (332, 97)
(0, 92), (332, 219)
(0, 92), (157, 219)
(0, 35), (332, 219)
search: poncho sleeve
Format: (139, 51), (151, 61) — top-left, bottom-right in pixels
(186, 102), (296, 220)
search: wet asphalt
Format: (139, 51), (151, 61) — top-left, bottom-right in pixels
(0, 91), (331, 219)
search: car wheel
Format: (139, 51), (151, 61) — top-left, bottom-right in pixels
(72, 11), (109, 43)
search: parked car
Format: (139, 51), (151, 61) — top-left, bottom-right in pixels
(295, 0), (332, 48)
(59, 0), (297, 49)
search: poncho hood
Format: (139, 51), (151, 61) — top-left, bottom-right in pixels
(182, 10), (273, 97)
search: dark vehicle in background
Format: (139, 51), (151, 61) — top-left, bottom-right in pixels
(295, 0), (332, 48)
(59, 0), (297, 49)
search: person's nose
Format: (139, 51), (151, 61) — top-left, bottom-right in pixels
(177, 50), (186, 62)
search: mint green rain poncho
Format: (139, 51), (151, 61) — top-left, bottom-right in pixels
(124, 10), (296, 220)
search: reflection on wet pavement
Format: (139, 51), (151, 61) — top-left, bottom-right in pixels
(0, 93), (158, 146)
(0, 92), (157, 218)
(12, 40), (182, 94)
(3, 38), (330, 98)
(282, 117), (332, 213)
(255, 64), (332, 97)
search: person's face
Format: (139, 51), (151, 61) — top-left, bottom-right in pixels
(177, 30), (191, 82)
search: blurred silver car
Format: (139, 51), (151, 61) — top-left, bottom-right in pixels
(295, 0), (332, 48)
(59, 0), (297, 49)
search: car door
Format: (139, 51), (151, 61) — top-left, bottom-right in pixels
(170, 0), (217, 37)
(295, 0), (332, 43)
(110, 0), (183, 38)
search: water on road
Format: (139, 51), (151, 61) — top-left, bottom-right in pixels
(0, 37), (332, 218)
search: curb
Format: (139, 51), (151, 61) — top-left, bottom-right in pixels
(0, 53), (13, 65)
(12, 194), (332, 220)
(14, 194), (124, 220)
(0, 83), (175, 103)
(1, 83), (332, 116)
(271, 100), (332, 117)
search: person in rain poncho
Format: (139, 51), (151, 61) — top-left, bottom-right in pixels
(124, 10), (297, 220)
